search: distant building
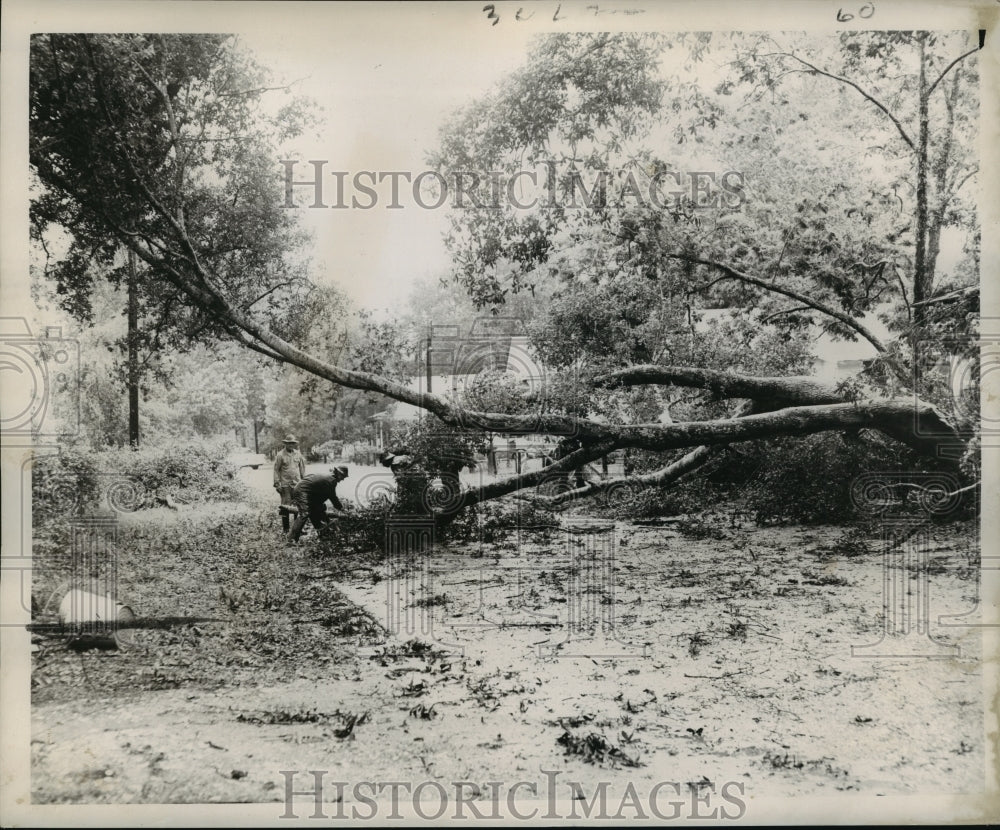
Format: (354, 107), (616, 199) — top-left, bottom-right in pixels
(391, 317), (546, 422)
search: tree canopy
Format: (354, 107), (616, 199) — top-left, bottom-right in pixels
(29, 31), (978, 516)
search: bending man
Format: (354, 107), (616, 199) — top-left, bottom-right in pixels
(288, 465), (350, 543)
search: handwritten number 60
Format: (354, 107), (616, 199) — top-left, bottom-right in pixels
(837, 3), (875, 21)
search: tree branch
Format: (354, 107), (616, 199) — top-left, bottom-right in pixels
(460, 439), (621, 509)
(244, 280), (297, 311)
(594, 365), (846, 405)
(672, 254), (890, 354)
(760, 305), (813, 325)
(532, 444), (718, 508)
(608, 398), (958, 461)
(766, 51), (915, 152)
(927, 47), (979, 97)
(911, 284), (978, 307)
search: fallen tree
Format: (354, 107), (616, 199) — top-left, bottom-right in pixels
(28, 34), (971, 523)
(527, 374), (961, 510)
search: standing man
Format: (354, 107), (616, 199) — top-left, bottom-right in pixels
(288, 466), (350, 543)
(273, 434), (306, 533)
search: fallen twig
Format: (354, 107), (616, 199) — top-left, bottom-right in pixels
(27, 616), (226, 635)
(683, 670), (746, 680)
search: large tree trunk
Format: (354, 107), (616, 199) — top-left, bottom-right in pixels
(913, 34), (933, 325)
(530, 400), (762, 509)
(443, 397), (960, 513)
(127, 249), (140, 448)
(594, 365), (845, 405)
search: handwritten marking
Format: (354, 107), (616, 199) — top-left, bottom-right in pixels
(837, 3), (875, 22)
(482, 2), (646, 26)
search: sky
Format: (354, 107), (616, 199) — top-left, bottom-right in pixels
(239, 9), (535, 314)
(239, 15), (973, 318)
(6, 1), (987, 325)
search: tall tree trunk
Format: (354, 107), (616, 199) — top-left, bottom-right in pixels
(127, 249), (140, 448)
(926, 68), (961, 289)
(912, 34), (932, 327)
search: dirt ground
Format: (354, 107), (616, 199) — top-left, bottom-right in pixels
(29, 476), (987, 815)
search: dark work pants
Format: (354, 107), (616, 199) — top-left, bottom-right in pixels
(277, 484), (295, 531)
(289, 496), (328, 542)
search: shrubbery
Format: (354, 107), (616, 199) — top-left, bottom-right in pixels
(30, 440), (247, 523)
(597, 433), (932, 525)
(602, 477), (716, 521)
(104, 441), (248, 504)
(730, 433), (921, 524)
(319, 494), (397, 556)
(388, 419), (482, 475)
(31, 447), (102, 528)
(473, 499), (558, 543)
(314, 495), (558, 558)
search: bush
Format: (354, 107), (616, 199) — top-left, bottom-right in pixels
(318, 495), (397, 556)
(725, 433), (920, 524)
(602, 477), (716, 520)
(593, 433), (927, 525)
(31, 447), (101, 527)
(473, 499), (558, 543)
(101, 441), (248, 504)
(387, 419), (481, 476)
(312, 495), (559, 559)
(32, 440), (248, 519)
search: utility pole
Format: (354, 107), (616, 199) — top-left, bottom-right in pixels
(127, 249), (140, 448)
(426, 325), (432, 394)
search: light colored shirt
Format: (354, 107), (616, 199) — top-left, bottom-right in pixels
(273, 448), (305, 486)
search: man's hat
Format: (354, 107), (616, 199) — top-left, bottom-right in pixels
(384, 454), (414, 470)
(333, 465), (349, 478)
(283, 434), (298, 443)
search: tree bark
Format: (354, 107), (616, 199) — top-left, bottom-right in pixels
(530, 443), (720, 509)
(913, 34), (932, 325)
(594, 365), (844, 405)
(530, 400), (762, 508)
(127, 249), (140, 448)
(457, 396), (959, 514)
